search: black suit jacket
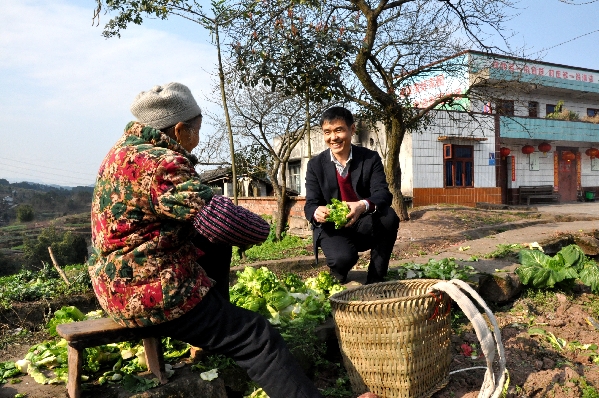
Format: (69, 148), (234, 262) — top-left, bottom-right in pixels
(304, 145), (393, 222)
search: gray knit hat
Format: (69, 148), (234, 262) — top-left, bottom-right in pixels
(130, 82), (202, 130)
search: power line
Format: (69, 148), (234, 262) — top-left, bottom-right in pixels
(0, 157), (98, 177)
(0, 162), (95, 186)
(528, 29), (599, 56)
(558, 0), (599, 4)
(0, 161), (95, 180)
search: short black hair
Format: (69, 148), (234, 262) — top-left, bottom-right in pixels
(320, 106), (354, 127)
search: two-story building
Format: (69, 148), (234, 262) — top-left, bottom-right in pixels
(287, 51), (599, 207)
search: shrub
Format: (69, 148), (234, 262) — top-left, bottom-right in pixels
(546, 100), (580, 121)
(16, 204), (34, 222)
(22, 226), (88, 267)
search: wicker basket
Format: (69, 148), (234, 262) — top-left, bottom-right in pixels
(329, 279), (452, 398)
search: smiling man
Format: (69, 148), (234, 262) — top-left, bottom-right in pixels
(304, 106), (400, 284)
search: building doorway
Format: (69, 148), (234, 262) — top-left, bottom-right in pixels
(557, 147), (578, 202)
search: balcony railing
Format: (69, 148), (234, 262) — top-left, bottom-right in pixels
(499, 116), (599, 142)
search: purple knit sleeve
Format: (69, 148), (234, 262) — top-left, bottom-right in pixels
(193, 196), (270, 246)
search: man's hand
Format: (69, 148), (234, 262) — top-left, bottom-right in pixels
(313, 205), (330, 224)
(345, 201), (367, 227)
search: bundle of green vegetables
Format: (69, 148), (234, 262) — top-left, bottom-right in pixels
(230, 266), (345, 325)
(325, 198), (350, 229)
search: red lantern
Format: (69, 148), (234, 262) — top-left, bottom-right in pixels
(562, 151), (576, 162)
(521, 145), (535, 155)
(499, 147), (511, 159)
(585, 148), (599, 159)
(538, 142), (552, 154)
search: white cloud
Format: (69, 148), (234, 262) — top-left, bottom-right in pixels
(0, 0), (219, 186)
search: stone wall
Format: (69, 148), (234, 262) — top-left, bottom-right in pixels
(237, 197), (311, 237)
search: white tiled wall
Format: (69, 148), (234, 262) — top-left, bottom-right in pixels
(411, 111), (497, 188)
(579, 148), (599, 187)
(502, 139), (599, 188)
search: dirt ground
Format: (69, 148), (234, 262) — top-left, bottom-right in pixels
(2, 206), (599, 397)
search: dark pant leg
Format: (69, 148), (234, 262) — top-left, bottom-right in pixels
(316, 226), (359, 283)
(149, 290), (323, 398)
(192, 234), (233, 301)
(366, 206), (400, 284)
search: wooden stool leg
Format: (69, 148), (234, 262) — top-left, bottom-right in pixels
(66, 345), (83, 398)
(143, 337), (168, 384)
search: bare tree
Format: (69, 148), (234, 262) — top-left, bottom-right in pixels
(233, 0), (519, 220)
(93, 0), (242, 202)
(229, 84), (331, 239)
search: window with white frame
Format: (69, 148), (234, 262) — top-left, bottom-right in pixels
(528, 101), (539, 117)
(287, 161), (301, 193)
(443, 144), (474, 187)
(495, 100), (514, 116)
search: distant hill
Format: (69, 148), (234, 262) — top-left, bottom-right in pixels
(2, 180), (94, 192)
(0, 180), (93, 225)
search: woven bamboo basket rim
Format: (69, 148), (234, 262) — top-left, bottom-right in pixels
(329, 279), (442, 306)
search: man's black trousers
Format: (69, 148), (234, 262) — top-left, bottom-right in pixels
(315, 205), (400, 284)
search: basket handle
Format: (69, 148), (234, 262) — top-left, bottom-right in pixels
(430, 279), (508, 398)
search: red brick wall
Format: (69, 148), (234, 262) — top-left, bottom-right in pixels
(237, 197), (305, 216)
(237, 197), (310, 236)
(413, 187), (502, 207)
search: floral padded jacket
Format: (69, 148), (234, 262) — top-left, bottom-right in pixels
(88, 122), (214, 328)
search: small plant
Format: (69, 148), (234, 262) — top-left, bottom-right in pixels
(528, 328), (567, 350)
(582, 114), (599, 124)
(387, 258), (476, 281)
(546, 100), (580, 121)
(484, 243), (524, 259)
(575, 377), (599, 398)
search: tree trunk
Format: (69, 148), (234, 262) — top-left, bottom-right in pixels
(305, 94), (311, 159)
(268, 163), (289, 242)
(385, 116), (410, 221)
(275, 192), (288, 241)
(215, 25), (238, 205)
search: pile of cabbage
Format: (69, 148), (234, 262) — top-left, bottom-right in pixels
(2, 267), (344, 393)
(230, 266), (345, 325)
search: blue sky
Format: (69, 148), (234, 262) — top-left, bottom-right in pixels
(1, 0), (598, 187)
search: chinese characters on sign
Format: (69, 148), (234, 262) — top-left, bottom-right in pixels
(491, 61), (597, 83)
(511, 156), (516, 182)
(400, 74), (464, 108)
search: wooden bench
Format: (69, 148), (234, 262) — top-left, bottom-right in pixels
(518, 185), (560, 205)
(56, 318), (168, 398)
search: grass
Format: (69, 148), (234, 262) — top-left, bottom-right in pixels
(484, 243), (525, 259)
(231, 234), (312, 265)
(581, 293), (599, 319)
(0, 225), (26, 232)
(521, 289), (561, 314)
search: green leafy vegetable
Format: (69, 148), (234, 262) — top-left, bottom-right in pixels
(388, 258), (476, 281)
(46, 306), (86, 336)
(0, 361), (20, 384)
(121, 374), (160, 393)
(325, 198), (350, 229)
(230, 267), (344, 325)
(516, 244), (599, 292)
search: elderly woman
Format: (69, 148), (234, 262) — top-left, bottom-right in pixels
(89, 82), (378, 398)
